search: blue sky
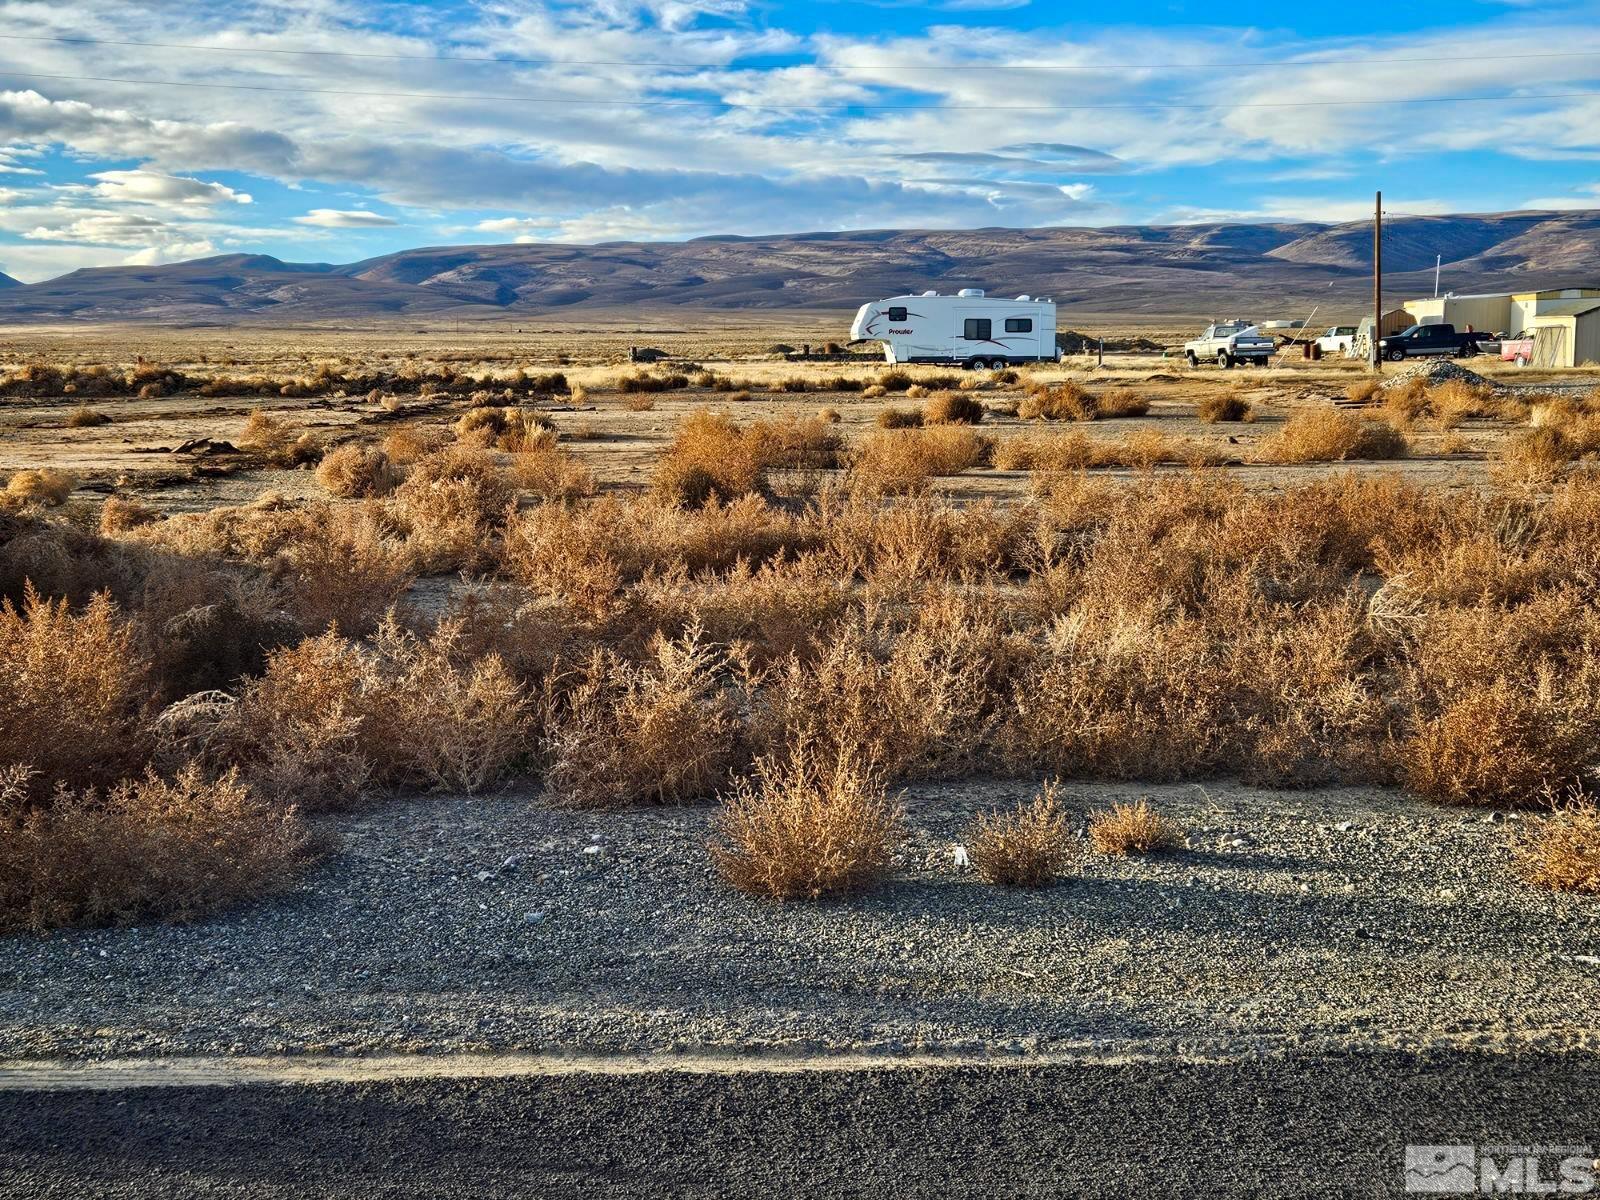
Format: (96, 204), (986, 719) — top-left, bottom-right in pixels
(0, 0), (1598, 281)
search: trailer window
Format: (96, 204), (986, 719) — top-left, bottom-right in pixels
(1004, 318), (1032, 333)
(963, 318), (991, 341)
(887, 307), (907, 322)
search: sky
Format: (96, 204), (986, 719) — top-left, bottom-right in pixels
(0, 0), (1599, 281)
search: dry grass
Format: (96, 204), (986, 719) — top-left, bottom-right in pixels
(2, 468), (75, 511)
(710, 741), (903, 900)
(1260, 409), (1408, 463)
(0, 763), (313, 934)
(1492, 427), (1577, 486)
(1088, 798), (1185, 855)
(382, 424), (450, 465)
(1517, 801), (1600, 893)
(1099, 387), (1151, 418)
(1019, 380), (1095, 421)
(240, 408), (321, 467)
(508, 443), (596, 503)
(99, 495), (160, 535)
(966, 781), (1071, 886)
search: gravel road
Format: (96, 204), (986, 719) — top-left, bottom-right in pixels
(6, 1050), (1600, 1198)
(4, 779), (1599, 1063)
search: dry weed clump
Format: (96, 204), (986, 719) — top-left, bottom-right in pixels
(0, 764), (313, 934)
(316, 443), (401, 498)
(924, 392), (985, 425)
(1346, 379), (1383, 405)
(1019, 380), (1096, 421)
(966, 781), (1071, 886)
(0, 585), (149, 796)
(710, 742), (903, 901)
(1517, 800), (1600, 893)
(543, 628), (740, 807)
(1197, 393), (1253, 423)
(1492, 427), (1577, 486)
(1098, 387), (1151, 418)
(66, 404), (111, 428)
(877, 406), (924, 429)
(850, 426), (993, 495)
(751, 415), (845, 471)
(507, 443), (596, 503)
(240, 408), (321, 467)
(2, 469), (75, 511)
(383, 424), (450, 465)
(99, 495), (161, 535)
(1261, 409), (1408, 463)
(653, 410), (772, 507)
(455, 406), (556, 453)
(393, 447), (515, 571)
(1088, 798), (1185, 855)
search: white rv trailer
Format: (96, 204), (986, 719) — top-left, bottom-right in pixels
(849, 289), (1058, 367)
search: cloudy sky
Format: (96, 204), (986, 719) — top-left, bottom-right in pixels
(0, 0), (1598, 281)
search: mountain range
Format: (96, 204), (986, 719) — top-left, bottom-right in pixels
(1, 209), (1596, 325)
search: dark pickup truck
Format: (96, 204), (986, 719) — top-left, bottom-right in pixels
(1377, 323), (1488, 362)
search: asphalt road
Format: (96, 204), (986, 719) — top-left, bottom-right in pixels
(4, 1051), (1599, 1198)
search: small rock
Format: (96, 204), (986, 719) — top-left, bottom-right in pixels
(582, 845), (601, 856)
(1335, 821), (1355, 833)
(951, 845), (970, 869)
(473, 870), (494, 883)
(525, 911), (547, 925)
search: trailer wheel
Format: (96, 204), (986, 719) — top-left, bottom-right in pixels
(1216, 351), (1233, 369)
(1387, 348), (1406, 362)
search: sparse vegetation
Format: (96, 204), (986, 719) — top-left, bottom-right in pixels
(1261, 409), (1408, 463)
(1088, 799), (1185, 855)
(1517, 800), (1600, 893)
(966, 782), (1071, 886)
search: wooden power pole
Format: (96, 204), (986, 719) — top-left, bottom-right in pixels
(1372, 190), (1383, 372)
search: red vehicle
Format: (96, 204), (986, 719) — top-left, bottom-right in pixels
(1501, 333), (1535, 367)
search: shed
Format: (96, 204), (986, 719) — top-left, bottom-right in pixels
(1527, 300), (1600, 368)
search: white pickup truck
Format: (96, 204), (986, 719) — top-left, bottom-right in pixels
(1183, 321), (1275, 368)
(1315, 325), (1359, 356)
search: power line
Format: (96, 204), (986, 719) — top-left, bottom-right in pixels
(1, 68), (1598, 112)
(2, 30), (1599, 75)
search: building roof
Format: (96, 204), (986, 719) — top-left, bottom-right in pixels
(1529, 299), (1600, 319)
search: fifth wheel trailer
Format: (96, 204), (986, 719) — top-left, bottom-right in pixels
(849, 290), (1058, 367)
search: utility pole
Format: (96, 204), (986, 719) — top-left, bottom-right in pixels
(1434, 253), (1441, 299)
(1371, 190), (1383, 372)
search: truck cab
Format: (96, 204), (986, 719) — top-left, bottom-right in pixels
(1377, 323), (1482, 361)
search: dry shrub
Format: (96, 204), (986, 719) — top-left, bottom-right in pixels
(382, 424), (450, 465)
(1493, 427), (1576, 486)
(1099, 387), (1150, 418)
(316, 443), (401, 498)
(1346, 379), (1382, 405)
(710, 742), (902, 900)
(878, 370), (915, 392)
(507, 444), (596, 503)
(966, 781), (1070, 886)
(1430, 378), (1497, 429)
(393, 447), (515, 571)
(653, 410), (770, 507)
(861, 384), (888, 399)
(66, 404), (111, 428)
(1439, 432), (1469, 456)
(619, 371), (688, 394)
(925, 391), (985, 425)
(1402, 671), (1600, 807)
(1019, 380), (1095, 421)
(240, 408), (321, 467)
(0, 585), (148, 795)
(99, 495), (160, 535)
(0, 764), (313, 934)
(1517, 801), (1600, 893)
(1198, 393), (1252, 423)
(904, 384), (929, 399)
(2, 469), (75, 510)
(772, 376), (810, 394)
(819, 406), (841, 424)
(624, 393), (656, 412)
(751, 415), (845, 471)
(850, 426), (993, 495)
(276, 504), (414, 634)
(1088, 798), (1184, 855)
(1261, 409), (1408, 463)
(219, 630), (372, 808)
(877, 406), (924, 429)
(543, 627), (739, 807)
(362, 617), (533, 794)
(455, 406), (555, 453)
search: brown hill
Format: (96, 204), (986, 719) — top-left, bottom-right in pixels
(0, 209), (1596, 325)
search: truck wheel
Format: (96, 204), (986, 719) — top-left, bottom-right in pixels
(1456, 345), (1471, 359)
(1185, 351), (1198, 368)
(1216, 351), (1233, 369)
(1387, 349), (1405, 362)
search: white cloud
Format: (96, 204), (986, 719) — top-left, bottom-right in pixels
(88, 168), (251, 207)
(293, 208), (399, 228)
(124, 240), (217, 265)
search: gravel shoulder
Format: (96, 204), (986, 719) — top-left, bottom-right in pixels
(5, 780), (1600, 1064)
